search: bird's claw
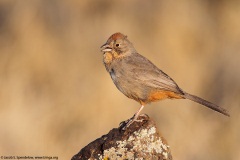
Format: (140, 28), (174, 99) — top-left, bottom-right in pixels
(119, 115), (135, 131)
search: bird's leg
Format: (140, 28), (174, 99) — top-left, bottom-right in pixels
(120, 105), (145, 130)
(132, 105), (145, 122)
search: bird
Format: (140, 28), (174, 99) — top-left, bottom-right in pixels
(100, 32), (229, 128)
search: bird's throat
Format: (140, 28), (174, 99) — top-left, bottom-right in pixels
(103, 52), (113, 64)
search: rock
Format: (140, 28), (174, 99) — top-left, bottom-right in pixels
(71, 114), (172, 160)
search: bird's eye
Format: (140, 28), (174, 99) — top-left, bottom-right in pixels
(115, 43), (120, 47)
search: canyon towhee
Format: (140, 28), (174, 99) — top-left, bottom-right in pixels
(101, 32), (229, 128)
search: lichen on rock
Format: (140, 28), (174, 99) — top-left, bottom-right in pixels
(72, 114), (172, 160)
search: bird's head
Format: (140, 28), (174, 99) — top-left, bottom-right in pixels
(101, 32), (135, 56)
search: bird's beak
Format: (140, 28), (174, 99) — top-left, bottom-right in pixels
(101, 43), (112, 52)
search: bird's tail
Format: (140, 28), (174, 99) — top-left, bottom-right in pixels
(182, 91), (230, 117)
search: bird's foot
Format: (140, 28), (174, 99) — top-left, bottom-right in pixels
(119, 115), (134, 131)
(119, 114), (148, 131)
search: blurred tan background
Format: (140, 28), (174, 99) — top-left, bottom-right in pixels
(0, 0), (239, 159)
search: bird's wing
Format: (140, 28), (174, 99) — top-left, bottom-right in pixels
(125, 52), (183, 94)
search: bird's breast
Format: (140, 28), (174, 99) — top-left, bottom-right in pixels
(109, 68), (117, 81)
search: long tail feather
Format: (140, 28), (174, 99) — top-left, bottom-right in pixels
(183, 92), (230, 117)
